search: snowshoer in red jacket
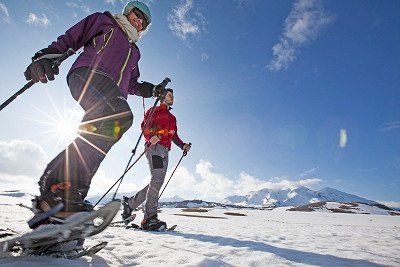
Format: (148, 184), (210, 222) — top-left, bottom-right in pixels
(122, 89), (191, 230)
(24, 1), (166, 219)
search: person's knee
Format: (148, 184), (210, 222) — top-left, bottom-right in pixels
(113, 110), (133, 141)
(149, 177), (164, 190)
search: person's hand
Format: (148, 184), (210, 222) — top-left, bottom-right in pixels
(183, 143), (191, 155)
(24, 58), (59, 83)
(152, 84), (166, 98)
(150, 135), (160, 145)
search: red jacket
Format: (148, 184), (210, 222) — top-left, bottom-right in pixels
(142, 104), (184, 150)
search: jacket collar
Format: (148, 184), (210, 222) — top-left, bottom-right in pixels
(159, 103), (173, 110)
(104, 11), (140, 50)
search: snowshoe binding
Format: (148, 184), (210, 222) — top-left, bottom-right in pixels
(141, 215), (167, 231)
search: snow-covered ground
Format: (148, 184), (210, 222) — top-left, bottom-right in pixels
(0, 194), (399, 266)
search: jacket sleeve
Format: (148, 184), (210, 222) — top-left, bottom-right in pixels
(128, 66), (154, 98)
(141, 108), (157, 141)
(128, 65), (142, 96)
(48, 12), (106, 53)
(172, 118), (185, 150)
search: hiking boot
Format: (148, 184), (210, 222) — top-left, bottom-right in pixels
(35, 190), (93, 219)
(141, 215), (166, 231)
(122, 196), (133, 221)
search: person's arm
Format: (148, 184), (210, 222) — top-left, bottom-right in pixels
(48, 12), (108, 53)
(128, 65), (169, 98)
(24, 12), (108, 83)
(128, 65), (154, 98)
(172, 118), (186, 150)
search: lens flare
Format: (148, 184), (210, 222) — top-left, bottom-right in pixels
(339, 129), (347, 148)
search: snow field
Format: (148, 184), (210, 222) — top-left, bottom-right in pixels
(0, 195), (399, 266)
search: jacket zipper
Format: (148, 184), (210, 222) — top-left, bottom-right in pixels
(96, 28), (114, 54)
(117, 46), (132, 86)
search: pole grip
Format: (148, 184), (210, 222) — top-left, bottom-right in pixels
(52, 48), (75, 68)
(159, 77), (171, 88)
(183, 142), (192, 156)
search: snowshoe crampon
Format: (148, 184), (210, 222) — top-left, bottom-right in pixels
(0, 200), (120, 258)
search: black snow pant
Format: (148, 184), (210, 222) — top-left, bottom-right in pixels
(38, 67), (133, 204)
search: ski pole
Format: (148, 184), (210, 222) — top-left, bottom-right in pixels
(131, 78), (171, 157)
(158, 143), (191, 201)
(94, 77), (171, 207)
(0, 48), (75, 111)
(110, 78), (171, 201)
(93, 144), (151, 207)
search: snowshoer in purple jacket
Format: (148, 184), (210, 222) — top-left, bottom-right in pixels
(24, 1), (161, 218)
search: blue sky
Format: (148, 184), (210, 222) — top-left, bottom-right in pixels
(0, 0), (399, 206)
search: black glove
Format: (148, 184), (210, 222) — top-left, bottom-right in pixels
(137, 81), (168, 98)
(153, 84), (166, 98)
(137, 81), (155, 98)
(24, 48), (61, 83)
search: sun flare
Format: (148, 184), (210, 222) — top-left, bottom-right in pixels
(54, 115), (80, 144)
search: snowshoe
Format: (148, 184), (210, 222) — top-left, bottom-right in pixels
(141, 215), (167, 231)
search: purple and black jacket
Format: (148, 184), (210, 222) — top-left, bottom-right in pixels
(48, 11), (142, 98)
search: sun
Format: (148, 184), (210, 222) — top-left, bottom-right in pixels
(54, 114), (80, 144)
(18, 92), (84, 151)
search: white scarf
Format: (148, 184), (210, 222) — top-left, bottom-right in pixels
(113, 13), (140, 43)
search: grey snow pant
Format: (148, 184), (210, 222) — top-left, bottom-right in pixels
(127, 143), (169, 219)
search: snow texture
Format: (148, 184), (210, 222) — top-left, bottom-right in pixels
(0, 192), (399, 266)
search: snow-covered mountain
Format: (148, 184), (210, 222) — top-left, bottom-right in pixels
(159, 195), (185, 203)
(222, 187), (376, 208)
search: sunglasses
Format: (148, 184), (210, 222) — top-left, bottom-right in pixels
(132, 8), (149, 30)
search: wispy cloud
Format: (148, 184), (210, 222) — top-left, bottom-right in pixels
(67, 1), (90, 14)
(200, 53), (209, 61)
(0, 2), (11, 23)
(26, 13), (51, 28)
(167, 0), (206, 41)
(380, 121), (400, 132)
(104, 0), (118, 4)
(357, 167), (378, 173)
(268, 0), (334, 71)
(390, 156), (400, 168)
(163, 159), (323, 201)
(234, 0), (255, 12)
(297, 167), (319, 177)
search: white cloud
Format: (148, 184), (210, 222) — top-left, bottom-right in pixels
(104, 0), (118, 4)
(0, 140), (48, 176)
(161, 159), (323, 201)
(377, 201), (400, 209)
(0, 173), (39, 194)
(234, 0), (255, 12)
(26, 13), (51, 28)
(268, 0), (334, 71)
(380, 121), (400, 132)
(0, 140), (48, 194)
(200, 53), (209, 61)
(297, 167), (319, 177)
(104, 0), (131, 5)
(356, 167), (378, 173)
(0, 2), (11, 23)
(167, 0), (206, 41)
(87, 168), (143, 196)
(67, 1), (90, 14)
